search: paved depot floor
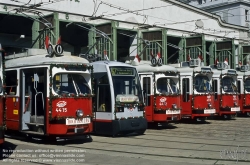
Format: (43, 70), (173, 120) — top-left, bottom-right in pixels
(1, 117), (250, 165)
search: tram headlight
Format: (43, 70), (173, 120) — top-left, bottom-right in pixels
(118, 107), (124, 112)
(208, 103), (212, 108)
(172, 104), (177, 109)
(76, 109), (84, 117)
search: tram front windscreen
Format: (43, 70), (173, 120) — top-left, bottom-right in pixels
(221, 76), (237, 93)
(156, 77), (179, 94)
(110, 67), (143, 102)
(194, 75), (212, 93)
(53, 73), (90, 95)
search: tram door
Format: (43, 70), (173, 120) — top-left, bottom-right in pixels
(180, 76), (192, 115)
(21, 70), (31, 130)
(93, 72), (112, 134)
(140, 74), (153, 121)
(212, 78), (219, 114)
(20, 68), (46, 132)
(237, 78), (243, 111)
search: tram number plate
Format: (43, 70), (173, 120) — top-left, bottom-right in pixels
(204, 109), (215, 114)
(231, 107), (240, 111)
(66, 118), (91, 125)
(166, 110), (180, 114)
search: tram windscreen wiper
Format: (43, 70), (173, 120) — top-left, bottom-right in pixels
(166, 81), (173, 94)
(231, 82), (237, 92)
(71, 75), (79, 95)
(198, 78), (204, 91)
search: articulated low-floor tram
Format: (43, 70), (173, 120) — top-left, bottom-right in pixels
(170, 59), (216, 121)
(90, 60), (147, 136)
(236, 65), (250, 116)
(211, 63), (240, 119)
(128, 58), (181, 125)
(0, 44), (5, 146)
(5, 46), (93, 140)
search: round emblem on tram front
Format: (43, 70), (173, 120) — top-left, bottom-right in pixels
(56, 101), (67, 108)
(160, 97), (167, 106)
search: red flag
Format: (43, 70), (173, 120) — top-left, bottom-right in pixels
(198, 54), (203, 61)
(215, 58), (219, 65)
(150, 51), (154, 58)
(45, 36), (50, 49)
(239, 60), (242, 66)
(104, 50), (109, 60)
(135, 54), (141, 62)
(157, 52), (161, 58)
(224, 58), (228, 65)
(57, 36), (61, 45)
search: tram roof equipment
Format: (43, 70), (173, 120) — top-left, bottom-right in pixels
(5, 48), (90, 68)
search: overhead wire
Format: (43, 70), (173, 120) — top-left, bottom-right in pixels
(10, 0), (246, 35)
(91, 0), (247, 34)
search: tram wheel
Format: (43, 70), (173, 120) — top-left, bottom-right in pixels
(223, 114), (233, 120)
(247, 112), (250, 117)
(230, 115), (236, 119)
(44, 136), (57, 143)
(223, 115), (228, 119)
(25, 134), (33, 141)
(196, 118), (205, 122)
(84, 135), (93, 142)
(136, 129), (146, 135)
(37, 127), (44, 134)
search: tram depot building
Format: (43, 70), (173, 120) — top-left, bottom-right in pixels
(0, 0), (249, 68)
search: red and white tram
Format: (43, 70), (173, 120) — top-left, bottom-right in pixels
(236, 65), (250, 116)
(170, 59), (216, 121)
(212, 63), (240, 119)
(130, 59), (181, 124)
(5, 46), (93, 140)
(91, 60), (147, 136)
(0, 44), (5, 145)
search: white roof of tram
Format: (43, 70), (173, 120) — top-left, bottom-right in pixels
(175, 66), (212, 74)
(5, 49), (90, 68)
(212, 68), (237, 77)
(236, 65), (250, 77)
(237, 70), (250, 77)
(131, 60), (178, 73)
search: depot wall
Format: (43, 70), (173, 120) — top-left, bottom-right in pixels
(0, 0), (248, 41)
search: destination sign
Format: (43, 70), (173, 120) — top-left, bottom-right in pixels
(201, 68), (211, 72)
(65, 67), (87, 71)
(227, 70), (236, 75)
(110, 67), (134, 76)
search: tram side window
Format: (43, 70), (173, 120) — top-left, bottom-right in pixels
(142, 77), (151, 106)
(6, 70), (17, 95)
(212, 80), (218, 100)
(97, 74), (111, 112)
(182, 78), (190, 102)
(237, 80), (241, 100)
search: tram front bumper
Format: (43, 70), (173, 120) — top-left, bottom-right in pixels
(112, 118), (147, 134)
